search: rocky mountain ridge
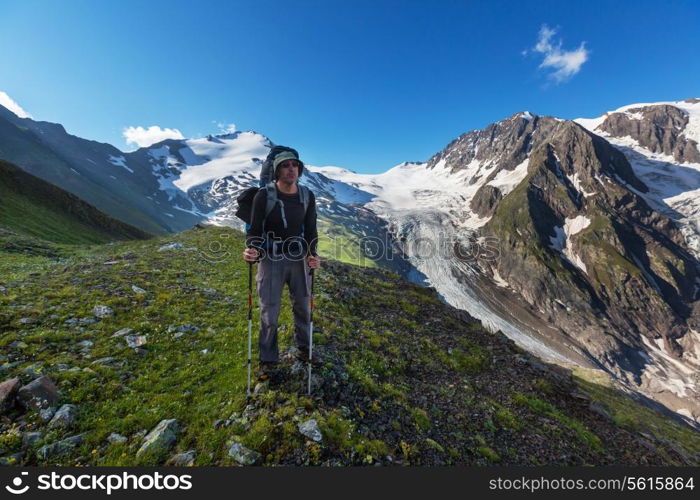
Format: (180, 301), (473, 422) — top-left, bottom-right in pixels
(315, 100), (700, 425)
(1, 98), (698, 426)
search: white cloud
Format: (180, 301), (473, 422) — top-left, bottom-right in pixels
(122, 125), (185, 148)
(529, 25), (589, 83)
(214, 121), (237, 134)
(534, 25), (558, 53)
(0, 91), (33, 118)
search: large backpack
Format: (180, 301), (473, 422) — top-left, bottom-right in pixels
(236, 146), (311, 242)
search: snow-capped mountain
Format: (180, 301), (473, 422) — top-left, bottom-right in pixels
(2, 98), (699, 426)
(124, 132), (420, 276)
(574, 98), (700, 258)
(316, 103), (700, 426)
(0, 105), (201, 234)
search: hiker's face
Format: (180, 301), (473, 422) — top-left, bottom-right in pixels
(279, 160), (300, 182)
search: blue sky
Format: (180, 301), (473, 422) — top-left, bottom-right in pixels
(1, 0), (699, 173)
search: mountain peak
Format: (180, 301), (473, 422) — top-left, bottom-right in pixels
(575, 99), (700, 165)
(515, 111), (535, 121)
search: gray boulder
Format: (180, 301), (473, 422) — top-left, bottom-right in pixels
(136, 419), (180, 458)
(298, 419), (323, 442)
(93, 305), (114, 318)
(48, 404), (78, 430)
(228, 442), (261, 465)
(125, 335), (147, 348)
(158, 243), (184, 251)
(37, 433), (85, 460)
(112, 328), (134, 338)
(0, 377), (20, 413)
(178, 324), (200, 333)
(107, 432), (128, 445)
(39, 407), (56, 422)
(76, 340), (94, 350)
(167, 450), (196, 466)
(22, 432), (42, 449)
(16, 375), (60, 410)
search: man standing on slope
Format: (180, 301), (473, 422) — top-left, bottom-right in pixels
(242, 150), (321, 380)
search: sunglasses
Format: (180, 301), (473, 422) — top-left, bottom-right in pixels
(279, 160), (301, 168)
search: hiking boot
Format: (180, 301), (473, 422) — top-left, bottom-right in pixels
(257, 362), (280, 381)
(296, 346), (323, 366)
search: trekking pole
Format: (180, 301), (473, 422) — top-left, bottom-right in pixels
(307, 267), (315, 396)
(246, 261), (253, 397)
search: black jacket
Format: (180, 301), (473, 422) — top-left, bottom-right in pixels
(245, 185), (318, 256)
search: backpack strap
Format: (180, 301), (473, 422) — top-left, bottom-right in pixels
(298, 185), (310, 214)
(261, 182), (310, 237)
(298, 185), (310, 239)
(263, 181), (288, 230)
(263, 182), (277, 226)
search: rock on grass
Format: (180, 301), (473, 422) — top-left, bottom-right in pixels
(158, 243), (184, 251)
(167, 450), (196, 466)
(37, 434), (86, 460)
(136, 419), (180, 458)
(16, 375), (60, 411)
(107, 433), (128, 445)
(93, 305), (113, 318)
(0, 377), (20, 414)
(298, 419), (323, 442)
(48, 404), (78, 430)
(112, 328), (133, 338)
(228, 442), (261, 465)
(125, 335), (147, 348)
(22, 432), (42, 449)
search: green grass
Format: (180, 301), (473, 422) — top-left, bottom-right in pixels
(573, 367), (700, 461)
(411, 408), (432, 432)
(2, 224), (698, 466)
(0, 225), (406, 465)
(513, 392), (603, 453)
(1, 227), (253, 464)
(316, 217), (378, 268)
(493, 403), (522, 431)
(1, 187), (116, 244)
(0, 160), (151, 244)
(449, 339), (491, 375)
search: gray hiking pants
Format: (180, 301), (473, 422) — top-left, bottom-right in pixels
(256, 254), (311, 363)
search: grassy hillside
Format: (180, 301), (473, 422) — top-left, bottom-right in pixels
(0, 115), (172, 236)
(0, 226), (698, 466)
(0, 159), (152, 244)
(317, 216), (378, 268)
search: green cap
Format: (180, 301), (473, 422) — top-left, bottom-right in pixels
(273, 151), (304, 179)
